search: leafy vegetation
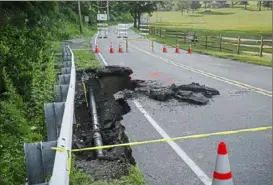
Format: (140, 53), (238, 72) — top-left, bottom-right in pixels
(73, 50), (101, 70)
(142, 2), (272, 66)
(0, 2), (136, 184)
(70, 162), (146, 185)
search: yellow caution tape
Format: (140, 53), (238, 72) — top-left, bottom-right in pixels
(51, 126), (272, 153)
(51, 126), (271, 175)
(81, 79), (88, 107)
(68, 150), (72, 175)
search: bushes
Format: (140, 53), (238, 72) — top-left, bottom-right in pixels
(0, 4), (82, 184)
(0, 1), (133, 184)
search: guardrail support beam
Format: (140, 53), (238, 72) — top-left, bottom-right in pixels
(45, 102), (65, 141)
(24, 141), (57, 185)
(58, 74), (71, 85)
(54, 84), (69, 102)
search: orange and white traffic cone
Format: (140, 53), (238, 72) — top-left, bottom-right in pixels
(109, 42), (114, 53)
(175, 44), (180, 53)
(212, 142), (233, 185)
(95, 43), (100, 54)
(118, 42), (123, 53)
(187, 44), (192, 54)
(162, 43), (167, 53)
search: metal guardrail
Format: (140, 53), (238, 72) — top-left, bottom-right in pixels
(24, 45), (76, 185)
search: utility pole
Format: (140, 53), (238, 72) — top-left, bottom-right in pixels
(78, 1), (83, 34)
(107, 1), (110, 21)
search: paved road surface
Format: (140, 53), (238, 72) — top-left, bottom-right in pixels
(91, 25), (272, 185)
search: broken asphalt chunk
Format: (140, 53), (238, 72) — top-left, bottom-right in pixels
(178, 82), (220, 95)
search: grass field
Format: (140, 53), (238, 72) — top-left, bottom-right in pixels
(143, 4), (272, 66)
(150, 8), (272, 36)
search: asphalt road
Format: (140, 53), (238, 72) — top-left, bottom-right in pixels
(92, 25), (272, 185)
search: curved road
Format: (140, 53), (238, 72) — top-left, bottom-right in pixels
(92, 25), (272, 185)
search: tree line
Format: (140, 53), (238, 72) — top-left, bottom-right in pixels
(157, 1), (272, 12)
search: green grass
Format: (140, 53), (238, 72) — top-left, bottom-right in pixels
(142, 6), (272, 66)
(146, 34), (272, 67)
(149, 8), (272, 36)
(70, 165), (146, 185)
(73, 50), (101, 70)
(69, 146), (145, 185)
(72, 26), (102, 70)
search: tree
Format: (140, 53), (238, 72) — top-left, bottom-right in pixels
(240, 1), (248, 10)
(125, 1), (160, 28)
(158, 0), (173, 11)
(262, 1), (272, 9)
(257, 1), (262, 11)
(191, 1), (201, 11)
(174, 0), (190, 15)
(204, 1), (210, 9)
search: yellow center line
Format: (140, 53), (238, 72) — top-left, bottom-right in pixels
(127, 43), (272, 97)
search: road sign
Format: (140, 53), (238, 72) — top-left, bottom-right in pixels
(97, 14), (108, 21)
(84, 16), (89, 23)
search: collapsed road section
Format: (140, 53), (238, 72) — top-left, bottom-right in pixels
(72, 65), (220, 181)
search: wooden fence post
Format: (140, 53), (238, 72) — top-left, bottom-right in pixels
(237, 36), (241, 54)
(160, 28), (162, 38)
(126, 38), (128, 52)
(219, 35), (222, 51)
(259, 36), (264, 57)
(205, 36), (208, 49)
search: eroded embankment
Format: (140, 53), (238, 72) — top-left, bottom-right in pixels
(73, 65), (220, 181)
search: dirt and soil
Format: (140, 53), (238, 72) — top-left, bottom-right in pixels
(72, 65), (220, 181)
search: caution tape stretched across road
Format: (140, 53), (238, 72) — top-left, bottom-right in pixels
(52, 126), (272, 153)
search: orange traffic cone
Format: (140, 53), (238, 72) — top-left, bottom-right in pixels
(118, 42), (123, 53)
(95, 43), (100, 53)
(162, 43), (167, 53)
(187, 44), (192, 54)
(109, 42), (114, 53)
(212, 142), (233, 185)
(175, 44), (180, 53)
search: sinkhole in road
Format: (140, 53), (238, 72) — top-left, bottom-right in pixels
(72, 65), (220, 181)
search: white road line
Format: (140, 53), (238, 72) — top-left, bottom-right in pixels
(128, 43), (272, 97)
(95, 33), (108, 66)
(94, 32), (212, 185)
(133, 100), (212, 185)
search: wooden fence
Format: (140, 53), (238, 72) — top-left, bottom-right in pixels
(149, 27), (272, 57)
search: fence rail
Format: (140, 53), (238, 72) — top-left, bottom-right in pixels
(150, 27), (272, 58)
(24, 45), (75, 185)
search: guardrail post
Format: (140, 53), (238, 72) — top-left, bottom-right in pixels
(54, 84), (69, 102)
(61, 67), (71, 75)
(45, 102), (65, 141)
(24, 141), (57, 184)
(58, 74), (71, 85)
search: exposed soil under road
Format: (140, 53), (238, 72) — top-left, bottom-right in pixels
(72, 65), (220, 181)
